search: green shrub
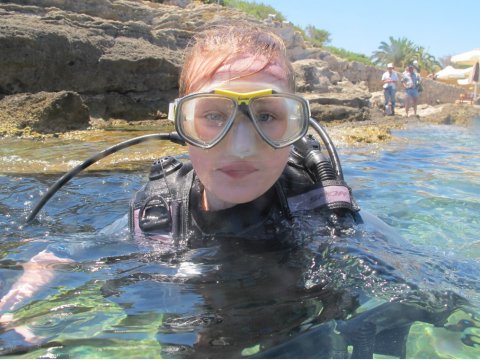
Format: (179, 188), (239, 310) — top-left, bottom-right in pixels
(222, 0), (286, 22)
(304, 25), (330, 48)
(326, 46), (374, 66)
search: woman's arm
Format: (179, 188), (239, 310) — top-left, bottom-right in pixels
(0, 250), (72, 316)
(0, 250), (72, 344)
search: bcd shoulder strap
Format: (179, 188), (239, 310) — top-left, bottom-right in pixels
(129, 156), (194, 239)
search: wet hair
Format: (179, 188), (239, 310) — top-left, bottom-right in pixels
(179, 23), (295, 96)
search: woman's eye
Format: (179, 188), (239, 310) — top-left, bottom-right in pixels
(256, 112), (276, 122)
(204, 112), (227, 126)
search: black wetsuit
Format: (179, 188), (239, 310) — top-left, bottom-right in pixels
(128, 153), (470, 358)
(127, 151), (366, 357)
(129, 151), (358, 247)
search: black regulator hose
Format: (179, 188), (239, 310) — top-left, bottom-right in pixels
(293, 134), (337, 182)
(26, 119), (341, 224)
(26, 132), (185, 223)
(309, 118), (344, 181)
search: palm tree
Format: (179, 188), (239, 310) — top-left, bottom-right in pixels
(372, 37), (440, 74)
(371, 36), (416, 68)
(413, 46), (441, 74)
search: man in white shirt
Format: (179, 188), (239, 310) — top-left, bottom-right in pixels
(381, 63), (399, 116)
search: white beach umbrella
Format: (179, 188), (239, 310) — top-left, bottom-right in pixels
(469, 61), (479, 100)
(457, 78), (471, 85)
(451, 48), (480, 66)
(456, 62), (479, 100)
(435, 65), (472, 81)
(469, 61), (479, 82)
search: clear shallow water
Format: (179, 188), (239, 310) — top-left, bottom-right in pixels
(0, 130), (184, 174)
(0, 120), (479, 358)
(341, 120), (480, 258)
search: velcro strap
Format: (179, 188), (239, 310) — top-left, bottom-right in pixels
(287, 183), (353, 212)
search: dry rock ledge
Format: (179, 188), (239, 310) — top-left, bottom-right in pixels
(1, 0), (479, 143)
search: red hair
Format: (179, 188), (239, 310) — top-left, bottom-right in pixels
(179, 24), (295, 96)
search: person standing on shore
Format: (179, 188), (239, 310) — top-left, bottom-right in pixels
(401, 64), (420, 117)
(381, 63), (399, 116)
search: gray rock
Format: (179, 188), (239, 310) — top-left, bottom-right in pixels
(293, 59), (341, 93)
(0, 0), (257, 125)
(0, 91), (90, 133)
(0, 0), (472, 135)
(309, 103), (369, 123)
(0, 2), (182, 121)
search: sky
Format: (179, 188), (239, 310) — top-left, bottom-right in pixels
(255, 0), (479, 61)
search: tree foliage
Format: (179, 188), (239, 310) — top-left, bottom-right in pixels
(371, 37), (416, 68)
(215, 1), (425, 68)
(326, 47), (374, 66)
(371, 36), (440, 73)
(304, 25), (330, 48)
(414, 46), (441, 73)
(222, 0), (286, 22)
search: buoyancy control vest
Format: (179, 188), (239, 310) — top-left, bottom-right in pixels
(129, 135), (361, 245)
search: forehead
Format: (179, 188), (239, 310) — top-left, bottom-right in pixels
(200, 55), (290, 93)
(214, 55), (288, 80)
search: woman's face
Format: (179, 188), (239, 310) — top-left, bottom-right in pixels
(187, 60), (292, 211)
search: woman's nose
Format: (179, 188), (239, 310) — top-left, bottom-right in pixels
(227, 116), (259, 158)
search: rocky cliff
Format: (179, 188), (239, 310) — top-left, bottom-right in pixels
(0, 0), (470, 135)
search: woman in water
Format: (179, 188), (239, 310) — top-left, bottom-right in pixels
(0, 24), (469, 358)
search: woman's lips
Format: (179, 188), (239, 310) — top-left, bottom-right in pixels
(218, 162), (258, 179)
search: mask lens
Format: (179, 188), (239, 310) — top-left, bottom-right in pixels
(174, 91), (309, 149)
(250, 95), (307, 147)
(177, 95), (236, 147)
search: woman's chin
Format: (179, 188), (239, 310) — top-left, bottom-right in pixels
(205, 188), (264, 211)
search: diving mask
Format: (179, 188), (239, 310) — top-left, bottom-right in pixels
(168, 89), (311, 149)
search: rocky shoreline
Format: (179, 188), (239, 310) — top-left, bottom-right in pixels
(326, 103), (480, 145)
(3, 102), (477, 149)
(1, 0), (479, 144)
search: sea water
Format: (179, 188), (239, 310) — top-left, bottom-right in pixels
(0, 120), (479, 358)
